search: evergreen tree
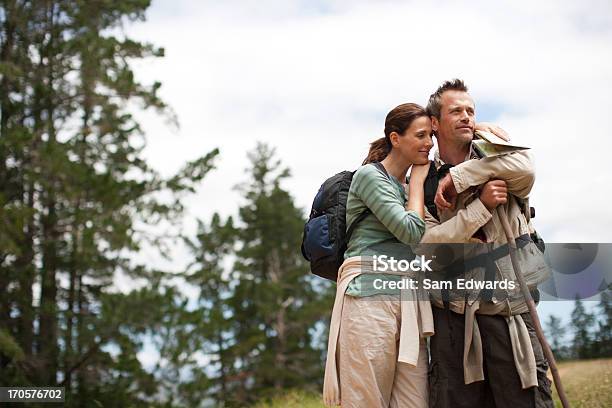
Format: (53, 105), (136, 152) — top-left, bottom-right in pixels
(179, 213), (238, 407)
(2, 2), (338, 405)
(227, 142), (332, 405)
(1, 1), (219, 405)
(545, 314), (567, 360)
(155, 144), (335, 407)
(571, 297), (596, 359)
(595, 291), (612, 358)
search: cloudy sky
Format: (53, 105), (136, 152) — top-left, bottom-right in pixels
(128, 0), (612, 242)
(122, 0), (611, 365)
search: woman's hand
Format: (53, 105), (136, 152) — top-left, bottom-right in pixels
(475, 122), (510, 142)
(410, 162), (430, 184)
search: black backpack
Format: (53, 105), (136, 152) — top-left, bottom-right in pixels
(301, 162), (389, 281)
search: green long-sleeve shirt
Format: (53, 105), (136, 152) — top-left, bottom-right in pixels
(344, 163), (425, 296)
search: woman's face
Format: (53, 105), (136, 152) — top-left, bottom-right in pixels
(393, 116), (433, 165)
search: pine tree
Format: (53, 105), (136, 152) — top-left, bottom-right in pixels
(545, 314), (567, 359)
(1, 1), (219, 405)
(179, 213), (237, 406)
(571, 297), (596, 359)
(227, 142), (332, 405)
(595, 291), (612, 358)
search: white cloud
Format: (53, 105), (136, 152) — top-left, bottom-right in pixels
(121, 0), (612, 267)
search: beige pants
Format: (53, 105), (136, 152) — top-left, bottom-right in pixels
(338, 294), (429, 408)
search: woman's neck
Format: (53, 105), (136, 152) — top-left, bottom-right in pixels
(381, 152), (412, 183)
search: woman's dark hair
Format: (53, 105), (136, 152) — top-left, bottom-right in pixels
(362, 103), (428, 165)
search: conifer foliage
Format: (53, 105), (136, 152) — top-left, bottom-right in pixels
(0, 1), (218, 405)
(1, 3), (333, 406)
(545, 295), (612, 361)
(181, 143), (333, 407)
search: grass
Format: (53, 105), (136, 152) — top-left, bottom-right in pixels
(254, 359), (612, 407)
(552, 358), (611, 407)
(252, 390), (323, 408)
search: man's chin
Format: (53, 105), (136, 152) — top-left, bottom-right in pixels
(454, 131), (474, 143)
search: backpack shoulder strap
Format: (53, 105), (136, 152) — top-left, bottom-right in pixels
(345, 208), (370, 244)
(372, 161), (390, 180)
(424, 160), (439, 221)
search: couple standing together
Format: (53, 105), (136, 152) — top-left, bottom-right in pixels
(323, 79), (553, 408)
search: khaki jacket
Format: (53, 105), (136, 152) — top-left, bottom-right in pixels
(416, 147), (550, 314)
(407, 146), (551, 388)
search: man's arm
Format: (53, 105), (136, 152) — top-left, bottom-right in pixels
(419, 198), (492, 243)
(422, 180), (508, 243)
(449, 150), (535, 198)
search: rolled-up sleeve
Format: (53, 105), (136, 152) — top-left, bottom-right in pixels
(420, 198), (492, 243)
(450, 151), (535, 198)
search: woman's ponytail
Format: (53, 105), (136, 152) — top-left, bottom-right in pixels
(362, 137), (391, 165)
(361, 103), (427, 165)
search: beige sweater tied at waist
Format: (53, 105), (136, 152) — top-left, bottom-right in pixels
(323, 256), (434, 407)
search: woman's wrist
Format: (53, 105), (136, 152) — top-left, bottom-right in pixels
(409, 177), (426, 188)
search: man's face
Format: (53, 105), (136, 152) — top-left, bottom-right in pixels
(432, 90), (475, 147)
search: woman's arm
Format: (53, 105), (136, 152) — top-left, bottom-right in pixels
(406, 163), (429, 220)
(352, 164), (426, 245)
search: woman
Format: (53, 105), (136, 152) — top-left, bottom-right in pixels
(323, 103), (434, 408)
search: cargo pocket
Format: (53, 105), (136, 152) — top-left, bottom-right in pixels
(302, 214), (334, 262)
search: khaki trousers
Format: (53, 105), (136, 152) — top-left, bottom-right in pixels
(338, 294), (429, 408)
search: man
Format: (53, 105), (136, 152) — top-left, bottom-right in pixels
(421, 79), (553, 408)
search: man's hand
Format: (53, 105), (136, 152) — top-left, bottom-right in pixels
(435, 173), (458, 211)
(479, 180), (508, 211)
(475, 122), (510, 142)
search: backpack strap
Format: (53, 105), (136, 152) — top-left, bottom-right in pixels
(372, 161), (390, 180)
(424, 160), (440, 221)
(345, 209), (370, 244)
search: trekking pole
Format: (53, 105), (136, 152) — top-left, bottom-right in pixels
(496, 208), (570, 408)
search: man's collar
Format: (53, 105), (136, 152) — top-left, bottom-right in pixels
(433, 143), (479, 170)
